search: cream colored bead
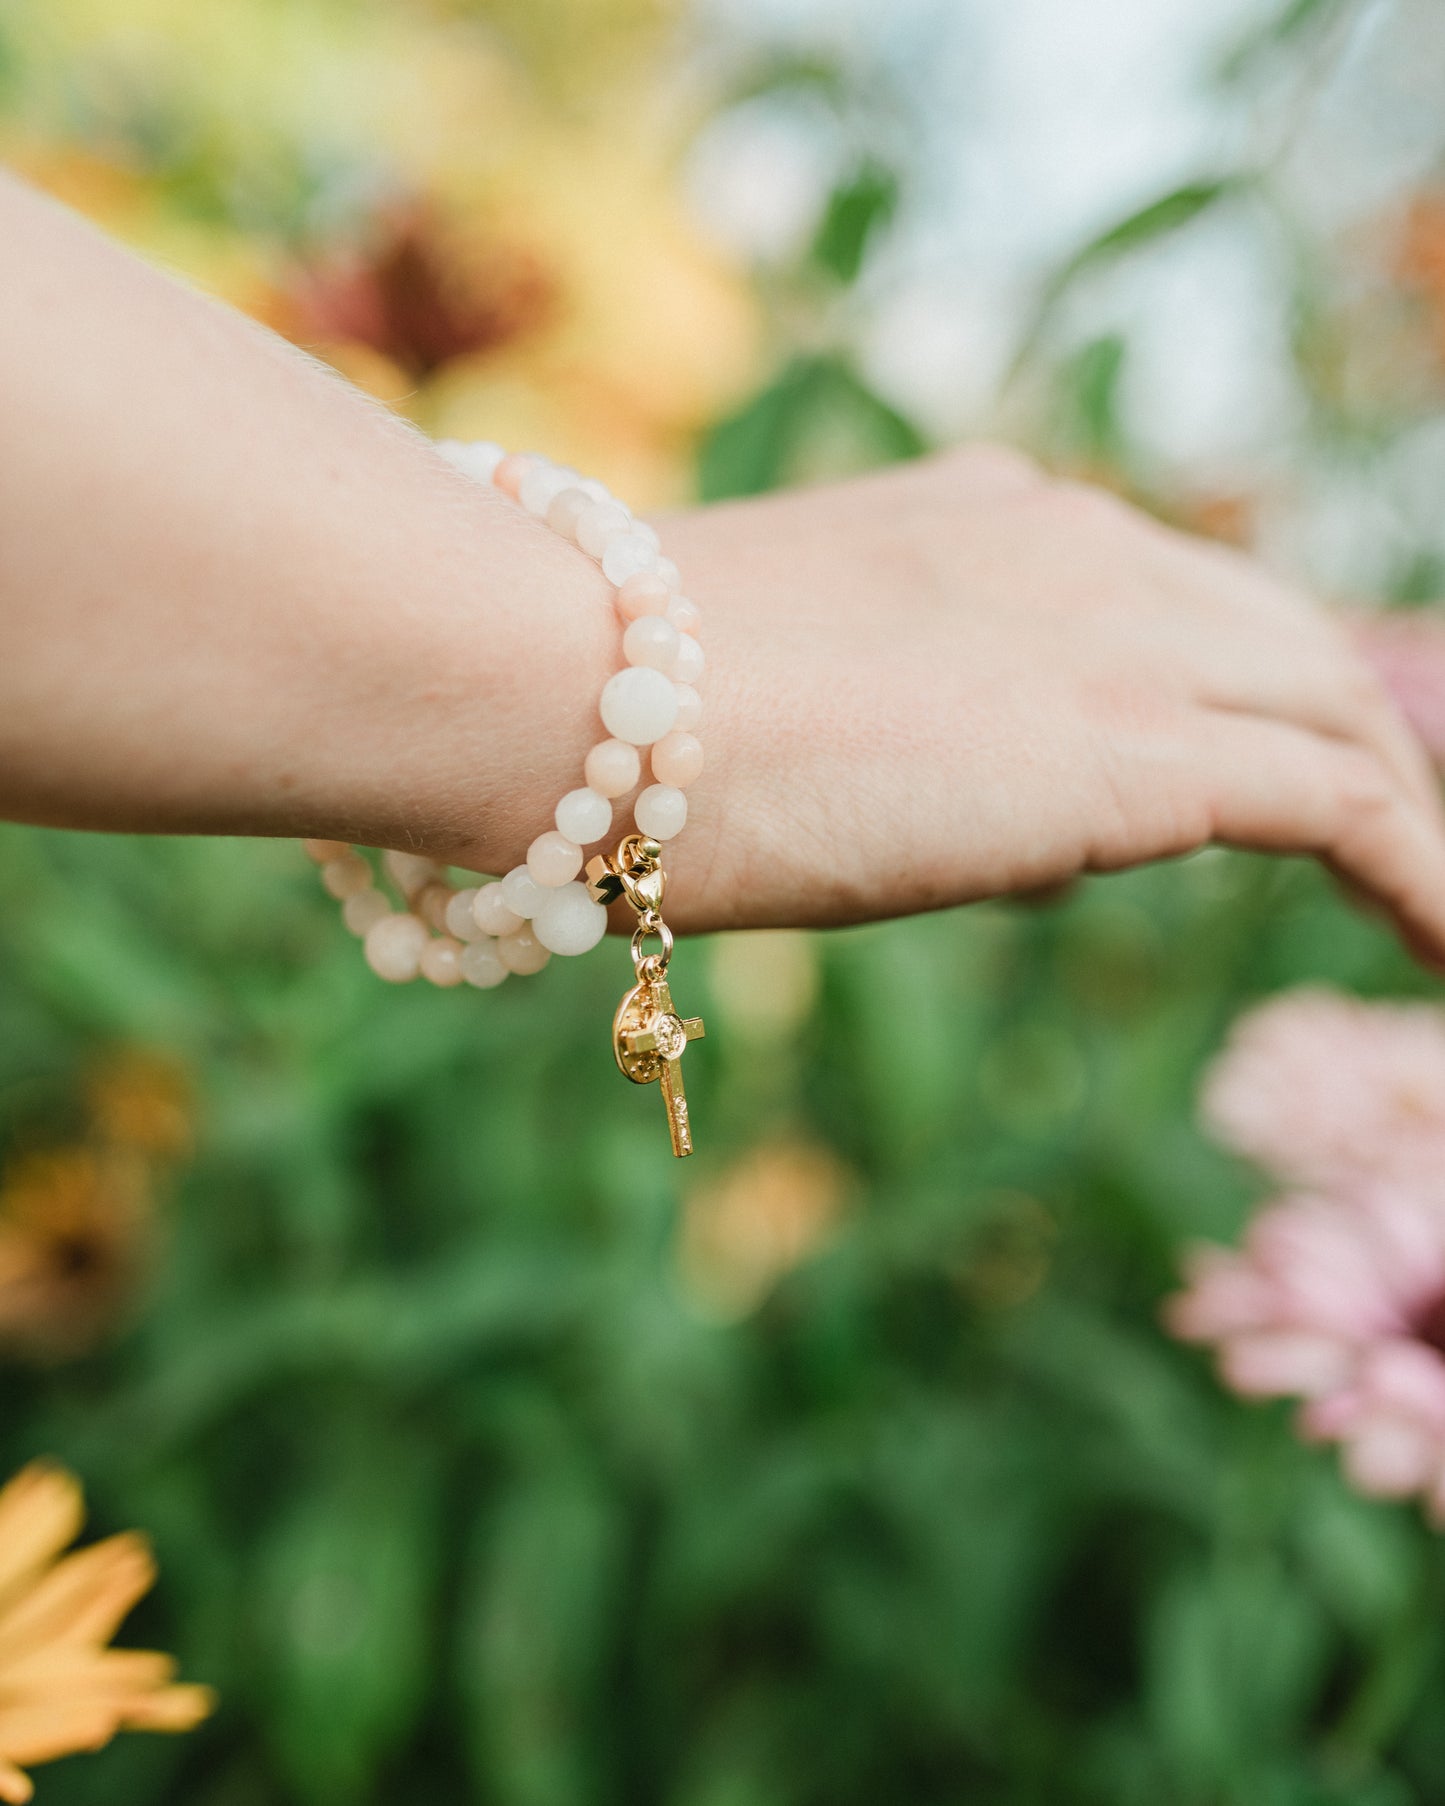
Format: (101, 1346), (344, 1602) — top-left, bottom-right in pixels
(303, 838), (350, 864)
(322, 853), (372, 900)
(634, 783), (688, 841)
(460, 939), (508, 989)
(343, 888), (391, 936)
(576, 499), (631, 557)
(364, 912), (429, 983)
(520, 461), (576, 518)
(600, 666), (678, 746)
(547, 487), (592, 540)
(500, 864), (546, 920)
(498, 926), (551, 975)
(438, 440), (503, 482)
(445, 888), (484, 941)
(615, 572), (671, 621)
(652, 731), (704, 789)
(584, 738), (641, 799)
(555, 786), (613, 846)
(670, 633), (705, 686)
(421, 936), (465, 987)
(623, 614), (679, 672)
(666, 595), (701, 636)
(602, 532), (658, 587)
(673, 683), (703, 732)
(532, 882), (609, 956)
(474, 883), (526, 937)
(654, 555), (681, 591)
(527, 830), (583, 888)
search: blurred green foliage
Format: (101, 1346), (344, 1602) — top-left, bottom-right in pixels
(5, 3), (1445, 1805)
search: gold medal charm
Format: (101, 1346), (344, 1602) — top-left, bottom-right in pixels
(585, 834), (705, 1157)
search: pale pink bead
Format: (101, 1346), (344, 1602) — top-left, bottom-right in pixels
(602, 532), (659, 587)
(444, 888), (484, 941)
(654, 555), (681, 591)
(547, 487), (592, 540)
(532, 882), (609, 956)
(666, 595), (701, 636)
(584, 738), (641, 799)
(670, 633), (705, 686)
(623, 614), (679, 672)
(634, 783), (688, 841)
(673, 683), (703, 732)
(303, 838), (350, 864)
(342, 889), (391, 936)
(600, 666), (679, 745)
(500, 864), (546, 920)
(322, 853), (372, 900)
(416, 882), (453, 932)
(383, 850), (443, 897)
(576, 500), (631, 557)
(527, 831), (583, 888)
(364, 912), (429, 983)
(555, 787), (612, 846)
(651, 731), (704, 789)
(460, 939), (508, 990)
(474, 882), (526, 937)
(421, 936), (465, 987)
(498, 926), (551, 975)
(492, 453), (537, 500)
(615, 572), (672, 621)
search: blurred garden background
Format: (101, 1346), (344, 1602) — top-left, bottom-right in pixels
(5, 0), (1445, 1801)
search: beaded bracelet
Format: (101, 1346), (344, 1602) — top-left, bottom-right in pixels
(302, 442), (707, 1156)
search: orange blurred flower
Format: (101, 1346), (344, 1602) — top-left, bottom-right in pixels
(0, 1151), (149, 1361)
(85, 1052), (193, 1163)
(0, 1462), (214, 1804)
(291, 201), (557, 382)
(679, 1140), (850, 1319)
(0, 1050), (193, 1360)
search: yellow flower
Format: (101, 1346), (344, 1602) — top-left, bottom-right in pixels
(0, 1462), (215, 1804)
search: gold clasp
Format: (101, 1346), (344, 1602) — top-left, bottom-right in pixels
(585, 833), (703, 1156)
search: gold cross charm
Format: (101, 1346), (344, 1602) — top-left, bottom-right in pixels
(612, 976), (705, 1157)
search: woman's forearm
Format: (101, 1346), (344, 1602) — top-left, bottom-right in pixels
(7, 168), (1445, 965)
(0, 169), (613, 870)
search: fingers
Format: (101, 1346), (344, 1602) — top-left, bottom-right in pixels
(1182, 623), (1444, 819)
(1141, 527), (1444, 819)
(1193, 711), (1445, 966)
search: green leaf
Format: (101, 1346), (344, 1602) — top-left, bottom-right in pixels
(699, 356), (924, 502)
(811, 161), (899, 285)
(459, 1439), (624, 1806)
(252, 1428), (440, 1805)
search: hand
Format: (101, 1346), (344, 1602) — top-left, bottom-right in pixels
(657, 447), (1445, 962)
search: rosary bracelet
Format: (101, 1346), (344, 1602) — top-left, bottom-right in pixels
(303, 442), (706, 1156)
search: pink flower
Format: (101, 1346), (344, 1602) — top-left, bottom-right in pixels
(1166, 1186), (1445, 1520)
(1356, 610), (1445, 766)
(1200, 987), (1445, 1193)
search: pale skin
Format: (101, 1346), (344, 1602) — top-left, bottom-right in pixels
(3, 169), (1445, 965)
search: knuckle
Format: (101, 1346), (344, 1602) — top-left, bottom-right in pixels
(1049, 478), (1133, 533)
(1333, 750), (1396, 821)
(938, 441), (1043, 489)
